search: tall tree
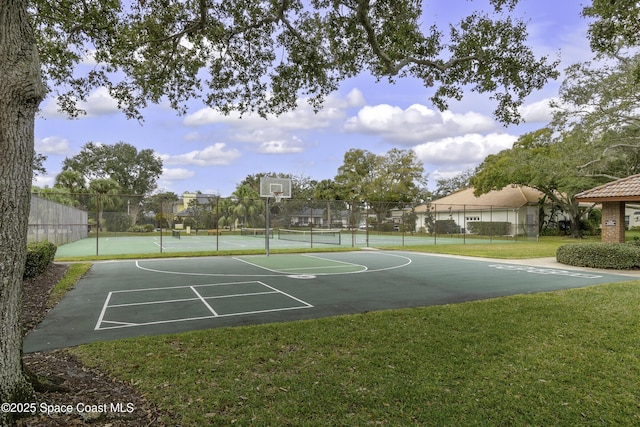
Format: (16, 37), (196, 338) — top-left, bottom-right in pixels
(60, 141), (162, 224)
(552, 54), (640, 180)
(232, 184), (265, 228)
(433, 169), (475, 199)
(583, 0), (640, 60)
(54, 169), (86, 193)
(334, 148), (425, 228)
(313, 179), (343, 229)
(1, 1), (48, 413)
(3, 0), (561, 420)
(144, 192), (179, 229)
(88, 178), (121, 232)
(471, 128), (602, 238)
(61, 141), (163, 195)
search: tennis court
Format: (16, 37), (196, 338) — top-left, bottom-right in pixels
(24, 250), (634, 353)
(54, 228), (513, 258)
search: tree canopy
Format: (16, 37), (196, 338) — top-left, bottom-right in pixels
(583, 0), (640, 59)
(60, 141), (163, 195)
(334, 148), (425, 227)
(552, 54), (640, 180)
(32, 0), (558, 123)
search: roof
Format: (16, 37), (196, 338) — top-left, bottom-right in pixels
(575, 174), (640, 202)
(415, 185), (546, 212)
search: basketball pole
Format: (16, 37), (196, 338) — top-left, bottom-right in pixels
(265, 196), (270, 256)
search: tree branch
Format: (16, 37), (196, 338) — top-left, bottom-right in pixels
(354, 0), (476, 76)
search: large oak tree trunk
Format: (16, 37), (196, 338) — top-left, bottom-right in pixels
(0, 1), (46, 425)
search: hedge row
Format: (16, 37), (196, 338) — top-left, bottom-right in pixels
(556, 243), (640, 270)
(466, 221), (511, 236)
(24, 241), (57, 279)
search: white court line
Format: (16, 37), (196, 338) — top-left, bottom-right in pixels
(103, 280), (262, 293)
(233, 255), (368, 275)
(231, 256), (287, 274)
(135, 260), (281, 277)
(274, 264), (361, 272)
(95, 292), (113, 330)
(487, 264), (602, 279)
(94, 281), (313, 330)
(108, 297), (200, 308)
(96, 306), (313, 330)
(100, 320), (139, 327)
(302, 252), (412, 274)
(190, 286), (219, 316)
(257, 281), (314, 308)
(302, 254), (368, 272)
(106, 291), (278, 309)
(135, 251), (412, 277)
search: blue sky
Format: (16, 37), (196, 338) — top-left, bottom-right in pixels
(34, 1), (594, 197)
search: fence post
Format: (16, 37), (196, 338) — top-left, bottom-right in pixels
(95, 194), (100, 256)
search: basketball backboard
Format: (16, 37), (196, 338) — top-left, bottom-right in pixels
(259, 177), (292, 200)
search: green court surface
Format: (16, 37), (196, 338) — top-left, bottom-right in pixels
(24, 251), (632, 353)
(54, 232), (513, 258)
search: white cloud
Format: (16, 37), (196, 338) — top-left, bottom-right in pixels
(183, 89), (365, 131)
(183, 131), (202, 142)
(160, 143), (241, 166)
(39, 87), (120, 119)
(430, 169), (468, 183)
(32, 175), (55, 188)
(82, 87), (120, 116)
(161, 168), (196, 181)
(413, 133), (517, 166)
(256, 137), (306, 154)
(344, 88), (367, 108)
(344, 104), (497, 144)
(35, 136), (70, 155)
(519, 97), (559, 123)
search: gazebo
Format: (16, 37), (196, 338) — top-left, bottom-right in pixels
(575, 174), (640, 243)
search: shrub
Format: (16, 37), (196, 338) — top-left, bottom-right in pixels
(128, 224), (155, 233)
(466, 221), (511, 236)
(556, 243), (640, 270)
(105, 212), (132, 232)
(24, 241), (57, 279)
(434, 219), (460, 234)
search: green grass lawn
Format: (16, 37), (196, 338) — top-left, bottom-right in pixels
(385, 236), (601, 259)
(72, 280), (640, 426)
(56, 235), (639, 424)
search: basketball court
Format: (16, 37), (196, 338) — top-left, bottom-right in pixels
(23, 250), (634, 353)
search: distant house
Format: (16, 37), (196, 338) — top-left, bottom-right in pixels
(414, 185), (568, 236)
(289, 208), (325, 227)
(286, 207), (351, 229)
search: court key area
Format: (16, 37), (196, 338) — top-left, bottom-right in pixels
(24, 251), (633, 352)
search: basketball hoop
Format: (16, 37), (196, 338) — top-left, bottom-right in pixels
(260, 177), (292, 256)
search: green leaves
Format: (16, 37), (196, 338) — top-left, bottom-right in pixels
(32, 0), (558, 124)
(334, 147), (424, 203)
(583, 0), (640, 57)
(61, 141), (163, 195)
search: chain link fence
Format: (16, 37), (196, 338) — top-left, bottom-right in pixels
(28, 194), (88, 245)
(34, 192), (546, 258)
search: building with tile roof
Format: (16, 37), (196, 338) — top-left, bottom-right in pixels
(414, 185), (568, 237)
(575, 173), (640, 242)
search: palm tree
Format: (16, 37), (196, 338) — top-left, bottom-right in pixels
(89, 178), (120, 231)
(232, 185), (265, 228)
(54, 169), (87, 207)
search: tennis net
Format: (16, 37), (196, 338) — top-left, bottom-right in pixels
(241, 227), (274, 238)
(277, 228), (342, 245)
